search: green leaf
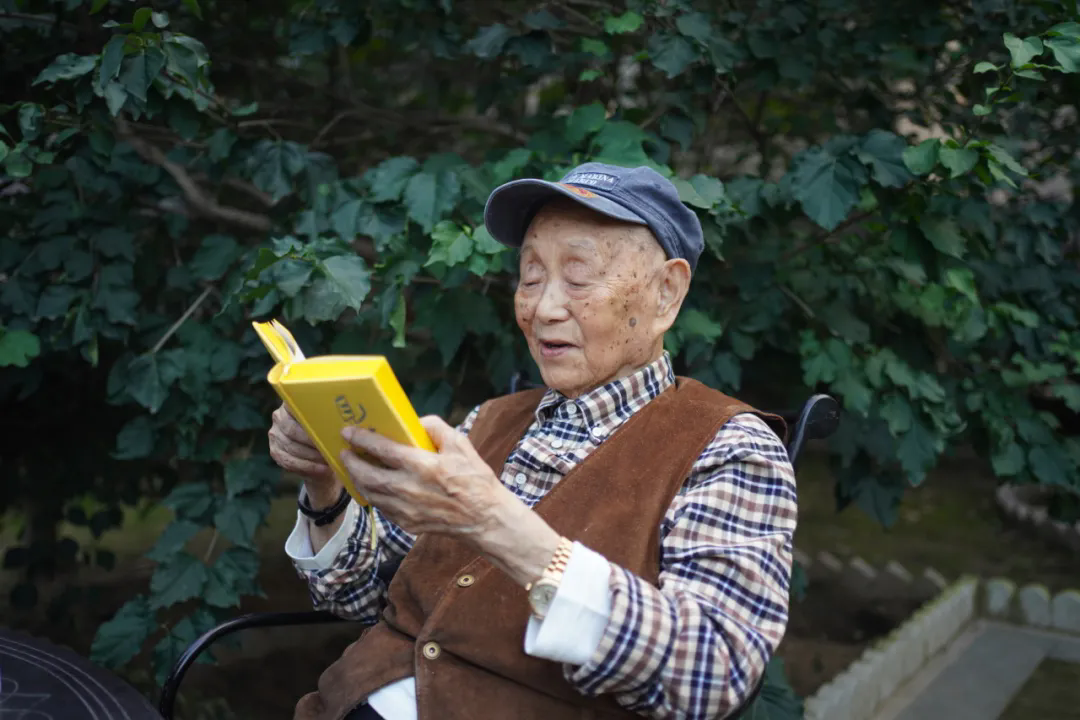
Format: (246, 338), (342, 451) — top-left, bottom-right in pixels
(467, 24), (513, 59)
(581, 38), (609, 57)
(919, 216), (966, 259)
(104, 81), (128, 116)
(252, 142), (306, 203)
(205, 548), (260, 609)
(987, 145), (1028, 176)
(319, 255), (372, 312)
(90, 596), (155, 668)
(678, 308), (725, 341)
(973, 61), (998, 73)
(855, 130), (912, 188)
(224, 457), (276, 498)
(98, 35), (128, 91)
(152, 11), (170, 28)
(390, 289), (407, 348)
(879, 394), (913, 435)
(991, 441), (1025, 476)
(33, 54), (98, 85)
(427, 222), (473, 267)
(648, 33), (698, 78)
(1049, 22), (1080, 39)
(4, 151), (32, 178)
(579, 68), (602, 82)
(1029, 445), (1070, 486)
(902, 138), (939, 175)
(132, 7), (152, 31)
(91, 0), (110, 14)
(190, 234), (240, 281)
(0, 329), (41, 368)
(674, 12), (712, 44)
(145, 520), (200, 562)
(523, 9), (562, 30)
(120, 48), (167, 103)
(181, 0), (203, 20)
(403, 170), (460, 233)
(126, 354), (168, 413)
(149, 552), (208, 609)
(213, 493), (269, 548)
(604, 11), (643, 34)
(36, 285), (78, 319)
(113, 415), (155, 459)
(1003, 33), (1044, 68)
(566, 102), (606, 145)
(367, 156), (419, 202)
(791, 148), (866, 231)
(163, 482), (215, 521)
(938, 146), (979, 178)
(973, 104), (991, 116)
(897, 417), (938, 486)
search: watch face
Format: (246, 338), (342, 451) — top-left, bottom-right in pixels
(528, 580), (558, 614)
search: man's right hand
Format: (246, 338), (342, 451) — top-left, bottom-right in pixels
(270, 404), (350, 550)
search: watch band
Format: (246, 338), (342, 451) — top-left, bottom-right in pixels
(298, 487), (350, 527)
(526, 536), (574, 591)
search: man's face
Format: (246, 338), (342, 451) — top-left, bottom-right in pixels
(514, 199), (685, 398)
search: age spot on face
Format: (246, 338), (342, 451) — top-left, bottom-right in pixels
(628, 317), (637, 327)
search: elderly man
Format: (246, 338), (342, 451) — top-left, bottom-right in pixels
(271, 162), (798, 720)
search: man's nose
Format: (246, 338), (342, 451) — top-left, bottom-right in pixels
(535, 281), (570, 323)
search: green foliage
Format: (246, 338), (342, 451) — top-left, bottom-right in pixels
(3, 0), (1080, 710)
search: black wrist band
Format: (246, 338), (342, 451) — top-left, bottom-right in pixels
(298, 487), (351, 527)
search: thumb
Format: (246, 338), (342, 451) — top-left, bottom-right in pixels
(419, 415), (460, 452)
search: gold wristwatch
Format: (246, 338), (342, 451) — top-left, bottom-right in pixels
(525, 536), (573, 619)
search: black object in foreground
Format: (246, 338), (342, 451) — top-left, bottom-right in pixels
(0, 626), (160, 719)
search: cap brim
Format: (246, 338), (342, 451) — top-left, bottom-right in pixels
(483, 179), (648, 249)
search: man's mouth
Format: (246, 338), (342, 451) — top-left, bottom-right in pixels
(539, 340), (575, 356)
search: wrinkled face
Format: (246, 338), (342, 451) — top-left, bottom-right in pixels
(515, 199), (690, 398)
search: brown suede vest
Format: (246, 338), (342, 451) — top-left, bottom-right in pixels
(295, 378), (785, 720)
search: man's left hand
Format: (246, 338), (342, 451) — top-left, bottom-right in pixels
(339, 417), (561, 587)
(340, 417), (509, 537)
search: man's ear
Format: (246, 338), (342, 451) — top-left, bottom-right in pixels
(654, 258), (692, 329)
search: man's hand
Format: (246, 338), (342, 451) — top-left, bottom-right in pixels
(269, 404), (348, 551)
(341, 417), (561, 587)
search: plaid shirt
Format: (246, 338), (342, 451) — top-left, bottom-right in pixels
(297, 353), (798, 719)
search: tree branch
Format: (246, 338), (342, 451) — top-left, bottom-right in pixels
(115, 117), (275, 232)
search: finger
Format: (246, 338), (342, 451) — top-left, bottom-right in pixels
(274, 405), (317, 446)
(342, 427), (416, 469)
(340, 448), (398, 493)
(270, 444), (332, 477)
(269, 426), (326, 461)
(419, 415), (464, 453)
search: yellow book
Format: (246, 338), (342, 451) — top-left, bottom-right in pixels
(253, 319), (435, 543)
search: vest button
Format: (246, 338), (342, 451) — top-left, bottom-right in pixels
(456, 574), (475, 587)
(514, 472), (527, 486)
(422, 641), (441, 660)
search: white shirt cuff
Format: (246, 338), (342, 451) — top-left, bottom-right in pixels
(284, 488), (360, 571)
(523, 542), (613, 665)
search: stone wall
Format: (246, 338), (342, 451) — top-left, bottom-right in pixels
(995, 483), (1080, 555)
(800, 573), (1080, 720)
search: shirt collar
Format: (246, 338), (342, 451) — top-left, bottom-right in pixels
(535, 352), (675, 434)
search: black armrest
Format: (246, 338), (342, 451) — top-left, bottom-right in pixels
(159, 610), (348, 719)
(785, 394), (840, 472)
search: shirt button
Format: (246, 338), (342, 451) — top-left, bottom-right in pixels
(590, 426), (605, 438)
(514, 472), (527, 486)
(551, 438), (564, 449)
(565, 403), (578, 415)
(457, 574), (475, 587)
(422, 641), (441, 660)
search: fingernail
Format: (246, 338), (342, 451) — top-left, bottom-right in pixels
(342, 426), (354, 442)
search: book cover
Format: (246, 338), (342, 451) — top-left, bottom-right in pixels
(253, 319), (435, 515)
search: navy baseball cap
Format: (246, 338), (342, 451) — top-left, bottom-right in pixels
(483, 162), (705, 272)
